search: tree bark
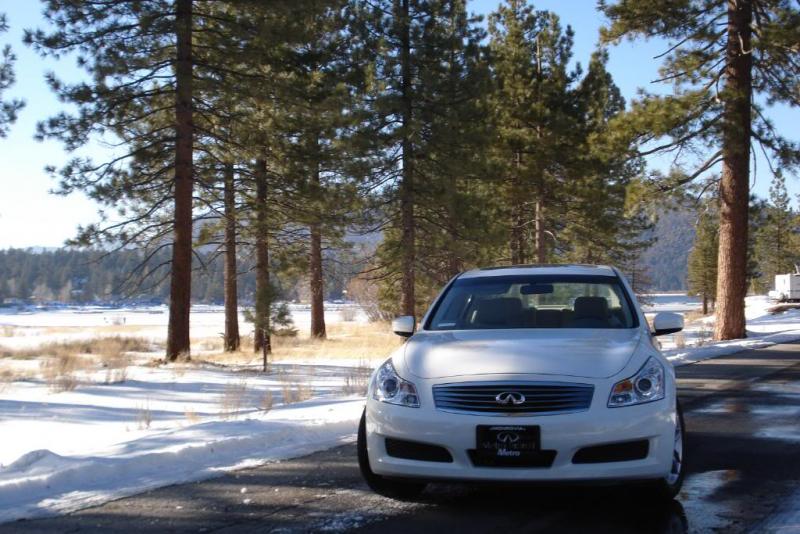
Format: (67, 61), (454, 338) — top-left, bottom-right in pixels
(166, 0), (193, 361)
(254, 157), (271, 356)
(510, 150), (525, 265)
(534, 35), (545, 265)
(309, 156), (326, 339)
(714, 0), (752, 341)
(534, 197), (545, 263)
(399, 0), (416, 316)
(223, 162), (240, 352)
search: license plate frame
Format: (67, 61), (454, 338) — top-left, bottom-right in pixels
(476, 425), (541, 457)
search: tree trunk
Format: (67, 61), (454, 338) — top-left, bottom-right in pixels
(254, 157), (271, 356)
(166, 0), (193, 361)
(309, 157), (326, 338)
(714, 0), (752, 341)
(533, 35), (545, 265)
(399, 0), (416, 316)
(702, 293), (709, 315)
(534, 197), (545, 263)
(223, 162), (240, 352)
(510, 150), (525, 265)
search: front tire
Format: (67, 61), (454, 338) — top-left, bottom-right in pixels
(647, 400), (686, 499)
(357, 409), (427, 500)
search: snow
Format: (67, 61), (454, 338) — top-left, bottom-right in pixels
(2, 295), (800, 524)
(658, 296), (800, 366)
(0, 399), (364, 523)
(0, 304), (367, 350)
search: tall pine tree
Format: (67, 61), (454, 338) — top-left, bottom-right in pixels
(600, 0), (800, 340)
(688, 198), (719, 315)
(753, 173), (798, 291)
(0, 13), (23, 137)
(488, 1), (578, 264)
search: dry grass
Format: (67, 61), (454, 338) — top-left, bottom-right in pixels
(260, 389), (274, 412)
(137, 402), (152, 430)
(1, 336), (153, 360)
(673, 331), (687, 350)
(0, 336), (151, 391)
(200, 322), (400, 366)
(0, 368), (16, 391)
(185, 408), (201, 424)
(40, 354), (89, 392)
(277, 370), (313, 405)
(1, 325), (15, 337)
(340, 307), (357, 322)
(683, 310), (710, 324)
(342, 361), (371, 396)
(219, 380), (249, 420)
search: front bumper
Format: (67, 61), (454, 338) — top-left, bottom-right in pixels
(366, 379), (676, 483)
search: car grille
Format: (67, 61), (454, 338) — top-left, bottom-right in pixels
(432, 382), (594, 416)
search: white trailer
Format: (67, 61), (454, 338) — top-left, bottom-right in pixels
(769, 272), (800, 302)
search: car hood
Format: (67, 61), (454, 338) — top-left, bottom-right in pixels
(402, 329), (643, 380)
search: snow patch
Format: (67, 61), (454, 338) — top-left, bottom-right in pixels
(0, 400), (364, 523)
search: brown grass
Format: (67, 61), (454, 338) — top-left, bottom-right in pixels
(683, 310), (709, 324)
(219, 380), (249, 420)
(0, 336), (151, 391)
(277, 369), (313, 405)
(342, 362), (372, 396)
(40, 353), (88, 392)
(1, 336), (153, 360)
(260, 389), (274, 412)
(199, 322), (400, 366)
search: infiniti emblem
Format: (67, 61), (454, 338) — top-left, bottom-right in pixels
(495, 391), (526, 405)
(496, 431), (520, 443)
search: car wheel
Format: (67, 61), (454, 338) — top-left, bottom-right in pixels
(647, 400), (686, 499)
(357, 409), (427, 500)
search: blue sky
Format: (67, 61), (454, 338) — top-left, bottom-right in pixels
(0, 1), (798, 248)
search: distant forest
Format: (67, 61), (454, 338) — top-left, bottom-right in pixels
(0, 248), (358, 305)
(1, 209), (699, 305)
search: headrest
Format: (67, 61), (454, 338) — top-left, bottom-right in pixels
(474, 298), (522, 326)
(536, 309), (562, 328)
(573, 297), (609, 319)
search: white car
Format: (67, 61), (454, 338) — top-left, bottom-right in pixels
(358, 264), (685, 499)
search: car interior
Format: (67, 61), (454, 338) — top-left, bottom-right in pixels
(430, 279), (635, 330)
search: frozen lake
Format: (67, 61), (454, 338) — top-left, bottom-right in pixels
(640, 293), (702, 314)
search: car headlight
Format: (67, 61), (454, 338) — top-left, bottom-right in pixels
(608, 356), (665, 407)
(372, 359), (420, 408)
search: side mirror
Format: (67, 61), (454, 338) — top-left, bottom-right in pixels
(392, 315), (416, 338)
(652, 312), (684, 336)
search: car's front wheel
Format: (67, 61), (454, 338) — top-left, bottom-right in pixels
(357, 409), (427, 500)
(647, 400), (686, 499)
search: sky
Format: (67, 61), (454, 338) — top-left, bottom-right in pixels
(0, 1), (798, 249)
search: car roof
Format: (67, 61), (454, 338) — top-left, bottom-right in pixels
(458, 264), (617, 279)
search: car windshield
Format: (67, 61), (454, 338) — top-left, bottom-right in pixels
(427, 274), (638, 330)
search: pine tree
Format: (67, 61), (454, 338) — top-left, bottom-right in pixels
(356, 0), (490, 315)
(488, 1), (578, 264)
(264, 0), (363, 339)
(688, 199), (719, 315)
(0, 13), (23, 137)
(25, 0), (217, 360)
(600, 0), (800, 340)
(753, 173), (798, 292)
(562, 49), (652, 266)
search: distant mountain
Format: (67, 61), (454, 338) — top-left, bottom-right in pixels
(639, 205), (696, 291)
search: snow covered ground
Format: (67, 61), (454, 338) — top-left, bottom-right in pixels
(1, 295), (800, 524)
(651, 295), (800, 365)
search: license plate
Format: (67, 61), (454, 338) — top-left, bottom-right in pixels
(476, 425), (540, 457)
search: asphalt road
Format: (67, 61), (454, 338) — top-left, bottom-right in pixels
(4, 343), (800, 533)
